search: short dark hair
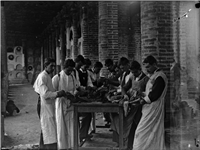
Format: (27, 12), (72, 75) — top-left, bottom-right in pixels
(105, 59), (113, 67)
(44, 57), (55, 68)
(94, 61), (103, 68)
(130, 60), (141, 70)
(63, 59), (75, 69)
(75, 55), (85, 63)
(143, 55), (157, 65)
(84, 58), (92, 66)
(118, 57), (129, 66)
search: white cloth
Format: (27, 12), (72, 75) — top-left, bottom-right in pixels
(0, 114), (4, 147)
(33, 70), (57, 144)
(117, 71), (133, 92)
(52, 70), (79, 149)
(133, 70), (168, 150)
(88, 69), (100, 83)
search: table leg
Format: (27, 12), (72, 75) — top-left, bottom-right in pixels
(119, 107), (123, 149)
(92, 113), (96, 133)
(74, 107), (78, 150)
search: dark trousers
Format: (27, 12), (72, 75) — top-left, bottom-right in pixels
(103, 112), (111, 123)
(79, 112), (92, 140)
(37, 96), (45, 150)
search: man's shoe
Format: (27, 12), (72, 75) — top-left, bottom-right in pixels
(105, 122), (111, 128)
(85, 134), (93, 140)
(80, 134), (93, 142)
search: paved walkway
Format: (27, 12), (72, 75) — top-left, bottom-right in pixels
(2, 83), (118, 150)
(2, 83), (200, 150)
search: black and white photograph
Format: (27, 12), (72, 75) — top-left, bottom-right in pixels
(1, 1), (200, 150)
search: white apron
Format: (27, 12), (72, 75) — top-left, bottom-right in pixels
(33, 70), (57, 144)
(133, 71), (168, 150)
(52, 70), (79, 149)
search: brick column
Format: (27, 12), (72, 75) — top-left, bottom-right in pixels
(48, 31), (52, 58)
(72, 14), (79, 59)
(65, 19), (71, 59)
(51, 29), (56, 75)
(51, 30), (56, 60)
(99, 1), (119, 76)
(81, 3), (99, 63)
(40, 46), (44, 71)
(59, 21), (66, 70)
(43, 33), (48, 58)
(1, 2), (8, 146)
(141, 1), (174, 88)
(54, 24), (60, 74)
(141, 1), (174, 134)
(22, 39), (28, 80)
(82, 7), (88, 58)
(118, 2), (129, 58)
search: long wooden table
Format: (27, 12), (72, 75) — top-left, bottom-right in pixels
(72, 102), (124, 150)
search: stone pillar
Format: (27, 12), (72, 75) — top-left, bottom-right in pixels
(41, 46), (44, 71)
(65, 19), (71, 59)
(55, 24), (61, 73)
(118, 2), (129, 59)
(51, 31), (56, 60)
(1, 1), (7, 147)
(51, 29), (56, 76)
(59, 21), (66, 70)
(43, 33), (48, 58)
(141, 1), (175, 148)
(82, 3), (99, 63)
(81, 7), (88, 58)
(72, 13), (79, 59)
(140, 1), (173, 90)
(48, 31), (52, 58)
(127, 2), (141, 63)
(99, 1), (119, 76)
(22, 39), (28, 80)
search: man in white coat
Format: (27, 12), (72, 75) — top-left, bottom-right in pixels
(33, 58), (66, 150)
(52, 59), (80, 150)
(132, 55), (168, 150)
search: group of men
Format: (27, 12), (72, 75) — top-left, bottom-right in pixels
(33, 55), (104, 150)
(33, 54), (168, 150)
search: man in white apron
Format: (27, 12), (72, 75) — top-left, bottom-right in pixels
(122, 60), (149, 150)
(33, 58), (66, 150)
(52, 59), (80, 150)
(132, 55), (168, 150)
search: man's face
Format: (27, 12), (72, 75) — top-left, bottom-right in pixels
(130, 69), (141, 77)
(81, 65), (89, 71)
(119, 64), (129, 72)
(75, 61), (83, 69)
(143, 63), (156, 75)
(64, 66), (74, 75)
(106, 64), (114, 72)
(46, 62), (55, 74)
(94, 67), (101, 74)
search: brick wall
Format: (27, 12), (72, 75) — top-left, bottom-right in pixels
(99, 1), (119, 76)
(128, 2), (141, 63)
(82, 2), (99, 64)
(141, 1), (175, 109)
(118, 2), (129, 59)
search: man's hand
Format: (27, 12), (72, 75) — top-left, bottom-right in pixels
(57, 90), (66, 97)
(123, 94), (129, 101)
(140, 98), (146, 105)
(119, 99), (125, 106)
